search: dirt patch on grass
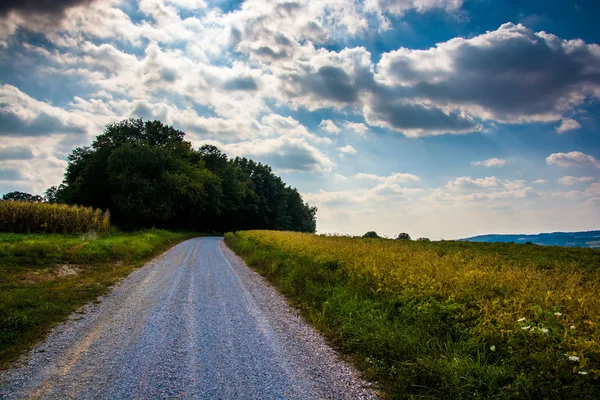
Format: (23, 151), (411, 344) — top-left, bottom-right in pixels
(56, 264), (82, 277)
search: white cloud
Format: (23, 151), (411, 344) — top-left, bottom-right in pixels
(471, 158), (508, 167)
(532, 179), (547, 184)
(447, 176), (500, 191)
(556, 118), (582, 133)
(344, 121), (369, 135)
(365, 0), (463, 16)
(353, 172), (420, 183)
(557, 176), (595, 185)
(546, 151), (600, 168)
(337, 145), (357, 155)
(319, 119), (340, 134)
(199, 136), (335, 172)
(447, 176), (526, 191)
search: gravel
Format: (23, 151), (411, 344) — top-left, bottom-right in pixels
(0, 237), (379, 399)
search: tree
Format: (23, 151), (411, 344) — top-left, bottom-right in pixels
(362, 231), (380, 239)
(56, 118), (317, 233)
(416, 237), (430, 242)
(2, 191), (44, 202)
(396, 233), (411, 240)
(44, 186), (58, 204)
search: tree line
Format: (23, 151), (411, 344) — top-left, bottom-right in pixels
(3, 119), (317, 233)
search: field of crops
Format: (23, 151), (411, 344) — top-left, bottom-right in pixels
(225, 230), (600, 399)
(0, 201), (110, 234)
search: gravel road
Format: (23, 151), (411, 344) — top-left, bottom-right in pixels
(0, 237), (378, 399)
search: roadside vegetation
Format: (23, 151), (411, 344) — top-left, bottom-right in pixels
(0, 229), (197, 369)
(225, 230), (600, 399)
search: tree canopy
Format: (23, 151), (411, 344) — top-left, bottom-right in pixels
(54, 118), (317, 233)
(2, 191), (44, 202)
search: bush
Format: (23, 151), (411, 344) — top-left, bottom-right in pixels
(0, 201), (110, 234)
(362, 231), (380, 238)
(396, 232), (411, 240)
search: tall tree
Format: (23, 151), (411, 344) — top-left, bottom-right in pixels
(55, 119), (317, 233)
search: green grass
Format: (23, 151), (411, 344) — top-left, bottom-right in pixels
(0, 229), (198, 369)
(225, 231), (600, 400)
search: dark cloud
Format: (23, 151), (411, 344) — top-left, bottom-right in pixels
(298, 66), (360, 103)
(275, 2), (302, 15)
(0, 146), (34, 160)
(378, 23), (600, 121)
(254, 46), (289, 60)
(0, 111), (85, 137)
(159, 68), (178, 83)
(0, 0), (96, 17)
(365, 96), (478, 135)
(222, 76), (258, 91)
(0, 167), (25, 181)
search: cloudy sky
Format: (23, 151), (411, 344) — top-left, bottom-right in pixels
(1, 0), (599, 239)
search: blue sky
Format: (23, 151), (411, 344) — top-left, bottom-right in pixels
(1, 0), (599, 239)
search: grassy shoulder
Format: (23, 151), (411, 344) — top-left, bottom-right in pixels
(0, 229), (198, 369)
(225, 231), (600, 400)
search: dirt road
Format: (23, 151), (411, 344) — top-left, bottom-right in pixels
(0, 237), (377, 399)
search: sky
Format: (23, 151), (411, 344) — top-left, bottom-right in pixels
(0, 0), (599, 239)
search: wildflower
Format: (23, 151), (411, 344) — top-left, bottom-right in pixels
(579, 371), (588, 375)
(570, 325), (576, 330)
(518, 317), (526, 322)
(521, 325), (531, 330)
(490, 345), (496, 351)
(554, 312), (562, 316)
(568, 356), (580, 362)
(541, 328), (549, 333)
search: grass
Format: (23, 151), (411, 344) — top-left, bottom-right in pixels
(0, 229), (198, 369)
(225, 231), (600, 399)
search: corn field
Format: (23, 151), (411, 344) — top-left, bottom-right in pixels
(0, 201), (110, 234)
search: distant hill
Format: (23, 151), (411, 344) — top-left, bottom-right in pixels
(462, 230), (600, 248)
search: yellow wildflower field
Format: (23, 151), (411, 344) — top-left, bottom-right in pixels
(226, 230), (600, 399)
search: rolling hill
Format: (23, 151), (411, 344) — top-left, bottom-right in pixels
(462, 230), (600, 248)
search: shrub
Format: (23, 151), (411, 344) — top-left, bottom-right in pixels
(362, 231), (380, 238)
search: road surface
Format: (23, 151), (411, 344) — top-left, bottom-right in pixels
(0, 237), (377, 399)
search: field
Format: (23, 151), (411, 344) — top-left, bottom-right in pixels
(0, 200), (110, 234)
(225, 231), (600, 399)
(0, 230), (198, 369)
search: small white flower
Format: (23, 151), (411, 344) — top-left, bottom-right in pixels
(570, 325), (576, 330)
(554, 312), (562, 316)
(541, 328), (549, 333)
(579, 371), (588, 375)
(518, 317), (526, 322)
(568, 356), (580, 362)
(521, 325), (531, 330)
(490, 345), (496, 351)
